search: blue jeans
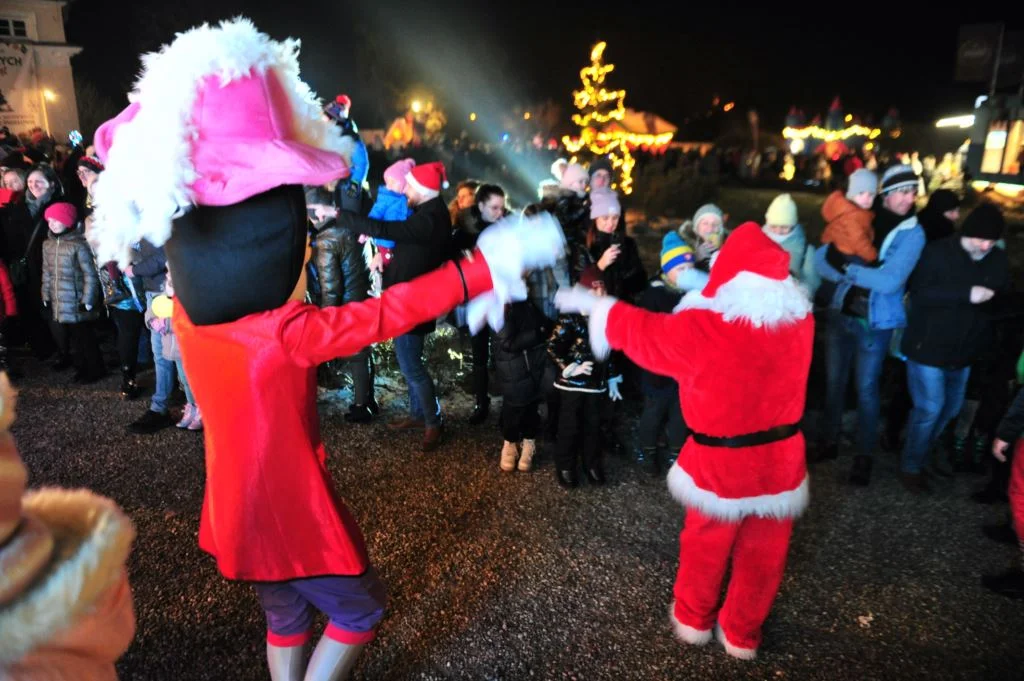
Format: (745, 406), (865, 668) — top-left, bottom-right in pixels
(174, 359), (195, 406)
(822, 312), (892, 457)
(394, 333), (440, 427)
(901, 361), (970, 474)
(146, 292), (178, 414)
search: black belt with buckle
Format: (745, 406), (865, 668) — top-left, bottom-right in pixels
(690, 424), (800, 448)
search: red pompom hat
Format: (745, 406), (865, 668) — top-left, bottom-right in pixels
(405, 161), (449, 200)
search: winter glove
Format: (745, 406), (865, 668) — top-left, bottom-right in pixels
(696, 240), (718, 264)
(554, 285), (601, 316)
(824, 244), (849, 275)
(562, 361), (594, 378)
(468, 212), (566, 334)
(607, 374), (624, 401)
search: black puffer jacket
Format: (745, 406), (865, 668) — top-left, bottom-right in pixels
(901, 236), (1010, 369)
(547, 312), (609, 393)
(41, 230), (100, 323)
(314, 224), (369, 307)
(573, 232), (647, 300)
(495, 301), (553, 406)
(451, 205), (507, 255)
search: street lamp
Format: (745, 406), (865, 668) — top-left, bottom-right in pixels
(523, 112), (531, 120)
(469, 112), (477, 121)
(42, 88), (56, 102)
(411, 100), (422, 113)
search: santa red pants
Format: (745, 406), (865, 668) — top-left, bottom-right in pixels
(671, 508), (793, 655)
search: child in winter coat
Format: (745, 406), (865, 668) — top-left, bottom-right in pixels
(363, 158), (416, 292)
(40, 202), (104, 383)
(635, 237), (706, 474)
(547, 266), (616, 488)
(0, 260), (17, 374)
(820, 168), (878, 264)
(495, 300), (553, 473)
(145, 271), (202, 431)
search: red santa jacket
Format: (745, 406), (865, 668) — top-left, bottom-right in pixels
(173, 255), (493, 581)
(600, 270), (813, 521)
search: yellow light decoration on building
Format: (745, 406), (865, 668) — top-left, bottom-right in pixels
(560, 41), (673, 195)
(783, 124), (881, 143)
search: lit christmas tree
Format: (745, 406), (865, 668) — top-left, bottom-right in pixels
(561, 41), (637, 195)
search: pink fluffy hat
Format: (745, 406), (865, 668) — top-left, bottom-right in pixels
(90, 17), (351, 266)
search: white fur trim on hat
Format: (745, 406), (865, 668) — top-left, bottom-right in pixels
(667, 463), (809, 521)
(0, 488), (135, 664)
(405, 172), (439, 201)
(91, 17), (348, 267)
(675, 271), (811, 327)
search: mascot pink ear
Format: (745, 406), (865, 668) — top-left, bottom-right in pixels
(94, 102), (141, 164)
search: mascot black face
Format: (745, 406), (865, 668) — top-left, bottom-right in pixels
(165, 184), (308, 326)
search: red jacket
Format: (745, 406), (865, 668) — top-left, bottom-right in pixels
(0, 261), (17, 318)
(603, 281), (813, 521)
(173, 255), (493, 581)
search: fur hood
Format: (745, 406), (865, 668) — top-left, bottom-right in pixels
(0, 488), (135, 665)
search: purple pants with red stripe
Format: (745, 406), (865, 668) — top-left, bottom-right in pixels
(254, 568), (387, 647)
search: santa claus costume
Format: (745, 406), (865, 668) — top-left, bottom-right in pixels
(88, 18), (564, 681)
(556, 222), (813, 659)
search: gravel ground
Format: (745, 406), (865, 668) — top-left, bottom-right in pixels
(11, 355), (1024, 681)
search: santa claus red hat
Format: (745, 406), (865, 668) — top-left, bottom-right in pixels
(702, 222), (789, 298)
(406, 161), (449, 200)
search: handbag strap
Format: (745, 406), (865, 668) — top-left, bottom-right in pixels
(21, 216), (46, 261)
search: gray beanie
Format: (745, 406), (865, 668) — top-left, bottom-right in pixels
(846, 169), (878, 200)
(692, 203), (724, 228)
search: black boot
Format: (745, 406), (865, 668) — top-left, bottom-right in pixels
(638, 447), (660, 476)
(556, 468), (579, 489)
(982, 522), (1018, 545)
(849, 455), (873, 486)
(585, 463), (606, 485)
(811, 442), (839, 465)
(468, 399), (489, 425)
(120, 366), (140, 400)
(52, 353), (73, 371)
(981, 567), (1024, 599)
(344, 404), (373, 424)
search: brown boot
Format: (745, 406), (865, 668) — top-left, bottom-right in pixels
(388, 417), (424, 431)
(422, 424), (444, 452)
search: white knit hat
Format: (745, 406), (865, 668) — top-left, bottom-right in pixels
(765, 193), (797, 227)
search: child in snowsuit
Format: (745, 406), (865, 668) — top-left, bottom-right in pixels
(547, 266), (614, 488)
(495, 300), (553, 472)
(40, 202), (103, 383)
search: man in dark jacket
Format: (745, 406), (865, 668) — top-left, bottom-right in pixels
(306, 186), (376, 423)
(124, 238), (176, 434)
(337, 161), (452, 452)
(899, 203), (1010, 492)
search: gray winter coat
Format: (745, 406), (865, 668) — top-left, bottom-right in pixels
(41, 231), (101, 323)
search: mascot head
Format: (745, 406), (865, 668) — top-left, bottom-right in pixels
(91, 17), (350, 325)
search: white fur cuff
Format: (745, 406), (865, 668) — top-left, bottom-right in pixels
(588, 297), (617, 361)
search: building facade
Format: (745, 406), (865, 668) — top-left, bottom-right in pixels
(0, 0), (80, 139)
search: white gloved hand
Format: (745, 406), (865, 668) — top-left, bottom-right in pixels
(607, 374), (623, 401)
(562, 361), (594, 378)
(554, 285), (601, 316)
(466, 291), (505, 334)
(475, 213), (566, 305)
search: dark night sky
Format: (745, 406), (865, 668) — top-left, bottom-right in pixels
(65, 0), (1020, 135)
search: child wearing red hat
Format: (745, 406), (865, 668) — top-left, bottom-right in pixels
(40, 202), (104, 383)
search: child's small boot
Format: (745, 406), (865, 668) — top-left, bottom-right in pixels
(500, 440), (519, 472)
(518, 439), (536, 471)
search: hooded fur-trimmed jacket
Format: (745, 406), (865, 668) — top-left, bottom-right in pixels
(0, 489), (136, 680)
(41, 230), (101, 323)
